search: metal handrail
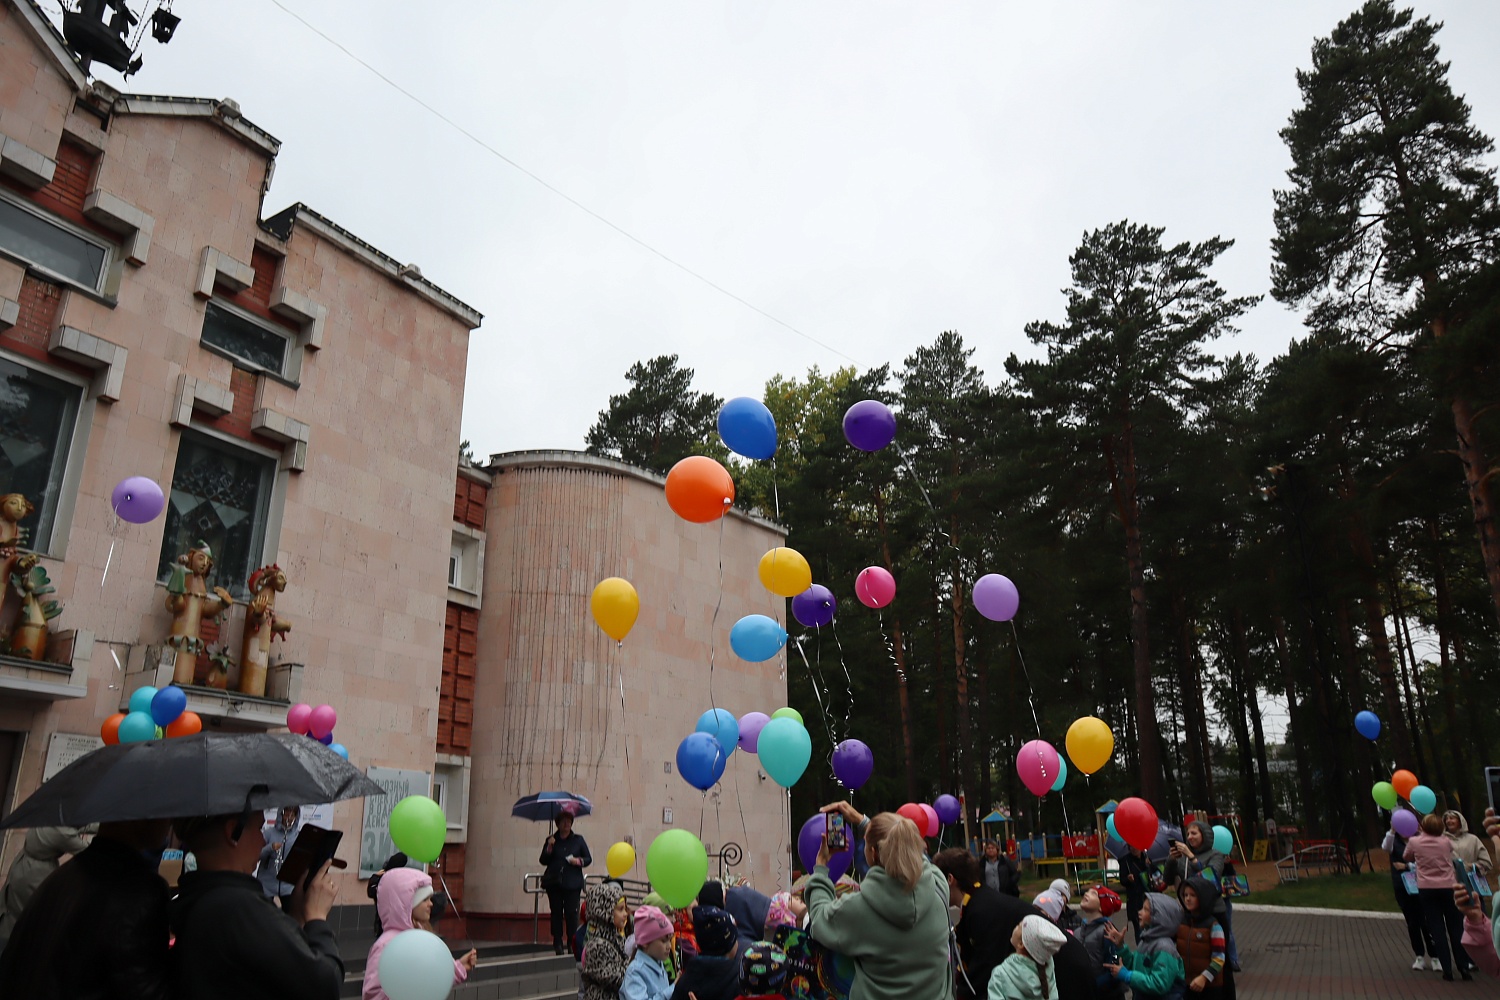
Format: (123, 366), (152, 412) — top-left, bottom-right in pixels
(523, 872), (654, 945)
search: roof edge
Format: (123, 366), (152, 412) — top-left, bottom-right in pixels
(113, 93), (281, 156)
(13, 0), (88, 91)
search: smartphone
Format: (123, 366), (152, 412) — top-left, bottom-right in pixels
(1453, 858), (1469, 889)
(1486, 767), (1500, 814)
(827, 813), (847, 851)
(276, 826), (345, 890)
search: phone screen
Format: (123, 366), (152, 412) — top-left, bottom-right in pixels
(827, 813), (847, 850)
(1486, 767), (1500, 814)
(276, 826), (344, 890)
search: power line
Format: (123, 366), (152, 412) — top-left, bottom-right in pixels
(263, 0), (861, 367)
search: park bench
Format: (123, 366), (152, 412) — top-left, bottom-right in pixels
(1275, 843), (1351, 882)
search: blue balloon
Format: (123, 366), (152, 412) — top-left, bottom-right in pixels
(676, 733), (727, 790)
(128, 686), (158, 716)
(1354, 710), (1381, 741)
(330, 743), (349, 760)
(695, 709), (739, 760)
(319, 732), (334, 746)
(1051, 758), (1068, 792)
(730, 615), (787, 662)
(118, 711), (157, 743)
(717, 397), (778, 461)
(150, 685), (188, 727)
(757, 717), (812, 788)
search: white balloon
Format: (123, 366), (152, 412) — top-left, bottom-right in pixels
(378, 929), (456, 1000)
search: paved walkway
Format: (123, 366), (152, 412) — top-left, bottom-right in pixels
(1234, 907), (1492, 998)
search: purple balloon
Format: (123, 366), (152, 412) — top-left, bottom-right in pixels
(111, 476), (165, 524)
(1391, 808), (1420, 838)
(832, 739), (874, 790)
(792, 585), (837, 629)
(738, 712), (771, 753)
(933, 794), (961, 825)
(318, 732), (334, 746)
(842, 400), (897, 452)
(797, 812), (852, 882)
(972, 574), (1020, 622)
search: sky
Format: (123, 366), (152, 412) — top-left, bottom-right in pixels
(72, 0), (1500, 463)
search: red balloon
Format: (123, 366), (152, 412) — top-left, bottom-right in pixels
(166, 711), (202, 738)
(897, 802), (927, 833)
(917, 803), (940, 837)
(101, 712), (126, 745)
(1114, 796), (1159, 851)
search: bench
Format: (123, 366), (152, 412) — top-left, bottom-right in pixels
(1275, 843), (1351, 882)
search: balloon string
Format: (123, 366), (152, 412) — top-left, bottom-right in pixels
(790, 636), (837, 779)
(435, 869), (476, 957)
(879, 611), (905, 683)
(618, 670), (637, 838)
(734, 759), (751, 877)
(771, 456), (782, 521)
(708, 511), (728, 715)
(1009, 620), (1044, 738)
(100, 538), (117, 590)
(829, 617), (854, 743)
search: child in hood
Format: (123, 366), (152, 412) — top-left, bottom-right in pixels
(989, 914), (1065, 999)
(1074, 886), (1126, 1000)
(737, 940), (789, 1000)
(622, 905), (676, 1000)
(1102, 892), (1186, 999)
(671, 905), (740, 1000)
(1177, 875), (1231, 996)
(363, 868), (477, 1000)
(581, 881), (632, 1000)
(763, 891), (805, 937)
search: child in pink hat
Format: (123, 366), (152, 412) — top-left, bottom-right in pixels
(621, 904), (675, 1000)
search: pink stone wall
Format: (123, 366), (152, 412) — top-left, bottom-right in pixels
(0, 4), (72, 156)
(466, 454), (793, 914)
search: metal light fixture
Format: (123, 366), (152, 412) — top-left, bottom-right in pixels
(150, 8), (180, 43)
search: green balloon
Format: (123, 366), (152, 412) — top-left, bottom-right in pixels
(389, 795), (446, 863)
(1371, 781), (1398, 810)
(771, 707), (803, 726)
(646, 829), (708, 909)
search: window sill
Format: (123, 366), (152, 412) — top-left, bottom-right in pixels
(198, 340), (301, 390)
(0, 248), (116, 306)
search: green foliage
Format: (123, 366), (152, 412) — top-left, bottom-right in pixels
(585, 355), (725, 475)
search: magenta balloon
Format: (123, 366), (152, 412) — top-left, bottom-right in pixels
(855, 567), (896, 609)
(797, 812), (851, 881)
(842, 399), (897, 452)
(286, 702), (312, 735)
(792, 585), (837, 628)
(1017, 739), (1061, 797)
(1391, 809), (1420, 838)
(917, 803), (940, 837)
(933, 794), (961, 825)
(308, 704), (338, 740)
(738, 712), (771, 753)
(972, 574), (1020, 622)
(832, 739), (874, 790)
(111, 476), (165, 524)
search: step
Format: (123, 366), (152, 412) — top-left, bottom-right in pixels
(342, 941), (547, 976)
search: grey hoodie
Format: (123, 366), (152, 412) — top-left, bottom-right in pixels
(1443, 811), (1493, 875)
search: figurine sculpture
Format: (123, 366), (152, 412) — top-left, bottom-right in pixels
(0, 493), (34, 637)
(7, 554), (62, 661)
(165, 540), (233, 686)
(238, 564), (290, 697)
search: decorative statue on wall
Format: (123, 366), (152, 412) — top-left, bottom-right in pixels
(165, 539), (234, 686)
(6, 554), (62, 661)
(0, 493), (35, 636)
(239, 564), (290, 697)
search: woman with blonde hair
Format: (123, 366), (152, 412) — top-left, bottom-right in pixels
(804, 802), (954, 1000)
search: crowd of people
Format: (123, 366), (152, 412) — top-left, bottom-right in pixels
(1387, 808), (1498, 981)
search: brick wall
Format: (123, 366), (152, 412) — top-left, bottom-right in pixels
(453, 476), (486, 530)
(214, 246), (298, 333)
(435, 842), (465, 911)
(438, 603), (476, 754)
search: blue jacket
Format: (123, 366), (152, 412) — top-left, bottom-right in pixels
(621, 949), (672, 1000)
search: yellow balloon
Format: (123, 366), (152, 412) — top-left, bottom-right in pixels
(1065, 716), (1115, 775)
(591, 578), (640, 642)
(606, 840), (636, 878)
(757, 547), (812, 598)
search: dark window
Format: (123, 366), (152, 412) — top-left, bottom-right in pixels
(0, 358), (81, 553)
(201, 301), (289, 375)
(0, 197), (108, 290)
(158, 433), (275, 600)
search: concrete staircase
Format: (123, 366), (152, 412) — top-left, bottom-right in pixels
(339, 942), (577, 1000)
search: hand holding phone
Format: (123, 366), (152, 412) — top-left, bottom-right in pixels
(276, 826), (345, 891)
(827, 813), (847, 851)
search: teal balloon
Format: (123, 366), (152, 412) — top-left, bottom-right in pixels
(1051, 758), (1068, 792)
(1212, 824), (1233, 856)
(128, 686), (159, 715)
(118, 711), (157, 743)
(1409, 784), (1437, 814)
(377, 928), (458, 1000)
(758, 717), (811, 788)
(1105, 814), (1119, 843)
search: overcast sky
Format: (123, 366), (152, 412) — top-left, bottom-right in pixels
(77, 1), (1500, 459)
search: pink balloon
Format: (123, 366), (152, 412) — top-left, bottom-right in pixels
(917, 803), (940, 838)
(855, 566), (896, 609)
(286, 703), (312, 735)
(1017, 739), (1061, 797)
(308, 704), (337, 740)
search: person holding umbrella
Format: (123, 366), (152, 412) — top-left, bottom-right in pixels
(539, 806), (592, 954)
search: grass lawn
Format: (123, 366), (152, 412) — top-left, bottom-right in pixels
(1244, 870), (1399, 912)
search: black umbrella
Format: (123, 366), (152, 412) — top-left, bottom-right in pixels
(0, 731), (384, 828)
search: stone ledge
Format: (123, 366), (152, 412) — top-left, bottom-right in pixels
(195, 246), (254, 298)
(62, 113), (108, 154)
(171, 373), (235, 427)
(0, 136), (57, 189)
(48, 324), (127, 402)
(0, 297), (17, 330)
(270, 283), (327, 351)
(83, 190), (154, 266)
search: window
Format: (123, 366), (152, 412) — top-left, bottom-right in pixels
(448, 543), (462, 588)
(157, 433), (275, 600)
(0, 358), (81, 554)
(200, 301), (290, 376)
(0, 195), (109, 291)
(448, 530), (481, 595)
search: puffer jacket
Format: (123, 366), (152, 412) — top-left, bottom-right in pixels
(1443, 812), (1493, 876)
(363, 868), (468, 1000)
(581, 882), (631, 1000)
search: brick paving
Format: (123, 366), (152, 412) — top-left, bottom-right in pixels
(1233, 906), (1494, 999)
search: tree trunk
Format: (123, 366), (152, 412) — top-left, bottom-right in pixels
(1223, 621), (1259, 831)
(932, 584), (953, 791)
(875, 488), (918, 802)
(948, 516), (974, 810)
(1172, 589), (1210, 809)
(1431, 519), (1491, 769)
(1233, 611), (1277, 824)
(1443, 344), (1500, 629)
(1272, 614), (1318, 828)
(977, 636), (992, 828)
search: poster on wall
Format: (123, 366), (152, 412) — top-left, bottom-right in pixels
(360, 766), (430, 877)
(43, 733), (103, 782)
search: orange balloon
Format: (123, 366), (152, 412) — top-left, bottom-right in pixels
(167, 711), (202, 738)
(1391, 769), (1419, 800)
(101, 712), (126, 745)
(664, 456), (735, 523)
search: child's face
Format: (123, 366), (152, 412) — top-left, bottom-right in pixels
(1010, 923), (1026, 955)
(412, 896), (433, 925)
(1081, 888), (1099, 912)
(1181, 887), (1199, 914)
(1138, 899), (1152, 927)
(643, 936), (672, 961)
(613, 896), (630, 930)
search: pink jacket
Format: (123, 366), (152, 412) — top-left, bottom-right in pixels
(363, 868), (470, 1000)
(1404, 833), (1457, 890)
(1461, 912), (1500, 979)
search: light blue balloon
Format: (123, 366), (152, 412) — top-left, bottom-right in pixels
(1212, 824), (1233, 856)
(128, 686), (159, 716)
(1409, 784), (1437, 815)
(330, 743), (349, 760)
(695, 709), (739, 760)
(730, 615), (787, 662)
(1106, 814), (1119, 842)
(1051, 758), (1068, 792)
(118, 711), (157, 743)
(757, 717), (811, 788)
(377, 928), (457, 1000)
(717, 397), (778, 461)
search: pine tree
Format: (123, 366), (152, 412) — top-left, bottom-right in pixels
(584, 355), (724, 474)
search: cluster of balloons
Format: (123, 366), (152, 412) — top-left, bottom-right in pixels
(675, 707), (813, 792)
(389, 794), (446, 864)
(1373, 768), (1438, 818)
(102, 684), (202, 744)
(287, 703), (348, 760)
(111, 476), (166, 524)
(1015, 717), (1117, 796)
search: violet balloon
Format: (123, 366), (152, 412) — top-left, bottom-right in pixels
(111, 476), (165, 524)
(792, 585), (837, 628)
(797, 813), (851, 882)
(832, 739), (874, 790)
(972, 574), (1020, 622)
(933, 794), (961, 825)
(1391, 808), (1420, 838)
(842, 399), (897, 452)
(1017, 739), (1061, 797)
(855, 567), (896, 609)
(738, 712), (771, 753)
